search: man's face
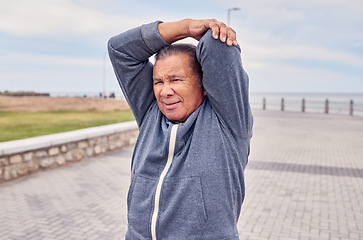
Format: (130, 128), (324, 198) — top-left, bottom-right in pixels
(153, 53), (204, 122)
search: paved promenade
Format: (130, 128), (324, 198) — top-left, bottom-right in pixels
(1, 110), (362, 240)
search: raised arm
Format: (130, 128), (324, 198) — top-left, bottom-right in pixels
(108, 22), (169, 126)
(158, 18), (238, 46)
(197, 30), (253, 139)
(160, 19), (252, 138)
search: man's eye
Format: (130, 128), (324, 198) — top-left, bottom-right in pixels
(172, 79), (181, 82)
(154, 81), (162, 85)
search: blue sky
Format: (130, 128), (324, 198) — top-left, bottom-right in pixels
(0, 0), (362, 95)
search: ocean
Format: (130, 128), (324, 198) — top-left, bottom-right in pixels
(250, 92), (363, 116)
(49, 91), (363, 117)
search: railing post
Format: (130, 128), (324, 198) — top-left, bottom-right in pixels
(263, 98), (266, 110)
(350, 100), (354, 116)
(281, 98), (285, 111)
(302, 98), (305, 113)
(325, 99), (329, 114)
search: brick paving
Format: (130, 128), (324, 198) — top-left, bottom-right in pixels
(238, 110), (363, 240)
(1, 110), (363, 239)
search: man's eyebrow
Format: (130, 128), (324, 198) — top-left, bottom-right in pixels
(153, 75), (186, 81)
(167, 74), (185, 79)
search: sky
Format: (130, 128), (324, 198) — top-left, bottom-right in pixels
(0, 0), (362, 95)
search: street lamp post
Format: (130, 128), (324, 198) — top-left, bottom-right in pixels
(102, 52), (106, 99)
(227, 7), (240, 27)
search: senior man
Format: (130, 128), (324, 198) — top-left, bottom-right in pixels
(108, 18), (253, 240)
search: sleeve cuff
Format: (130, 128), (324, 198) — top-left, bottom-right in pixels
(141, 21), (170, 53)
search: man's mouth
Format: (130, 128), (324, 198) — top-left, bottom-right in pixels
(164, 101), (181, 109)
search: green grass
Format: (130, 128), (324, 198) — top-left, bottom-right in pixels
(0, 110), (135, 142)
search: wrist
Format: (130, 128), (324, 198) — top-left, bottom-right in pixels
(158, 19), (191, 44)
(181, 18), (192, 37)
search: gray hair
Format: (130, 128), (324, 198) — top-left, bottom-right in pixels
(155, 44), (203, 86)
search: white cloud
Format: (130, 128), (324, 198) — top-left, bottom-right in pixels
(0, 0), (136, 39)
(243, 40), (363, 92)
(0, 52), (118, 93)
(224, 0), (363, 44)
(3, 52), (103, 67)
(243, 43), (363, 68)
(248, 61), (361, 93)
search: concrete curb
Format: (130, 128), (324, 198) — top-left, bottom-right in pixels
(0, 121), (139, 183)
(0, 121), (138, 156)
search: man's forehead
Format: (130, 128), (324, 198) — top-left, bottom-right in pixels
(154, 53), (190, 67)
(153, 58), (189, 75)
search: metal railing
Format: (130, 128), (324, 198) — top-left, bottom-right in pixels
(256, 98), (363, 116)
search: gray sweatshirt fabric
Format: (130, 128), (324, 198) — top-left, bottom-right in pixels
(108, 21), (253, 240)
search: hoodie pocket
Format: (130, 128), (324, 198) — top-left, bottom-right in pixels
(127, 175), (157, 239)
(157, 176), (207, 238)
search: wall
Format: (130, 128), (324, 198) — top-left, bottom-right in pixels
(0, 121), (138, 183)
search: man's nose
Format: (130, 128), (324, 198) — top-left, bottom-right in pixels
(160, 83), (174, 97)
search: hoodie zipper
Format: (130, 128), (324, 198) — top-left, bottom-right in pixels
(151, 124), (178, 240)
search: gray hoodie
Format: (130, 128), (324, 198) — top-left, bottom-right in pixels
(108, 21), (253, 240)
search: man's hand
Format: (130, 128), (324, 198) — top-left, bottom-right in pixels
(188, 19), (238, 46)
(158, 18), (238, 46)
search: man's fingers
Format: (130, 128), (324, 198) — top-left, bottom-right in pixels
(208, 20), (220, 39)
(208, 20), (237, 46)
(219, 26), (228, 43)
(226, 28), (237, 46)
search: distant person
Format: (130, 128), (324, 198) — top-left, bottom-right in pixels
(108, 18), (253, 239)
